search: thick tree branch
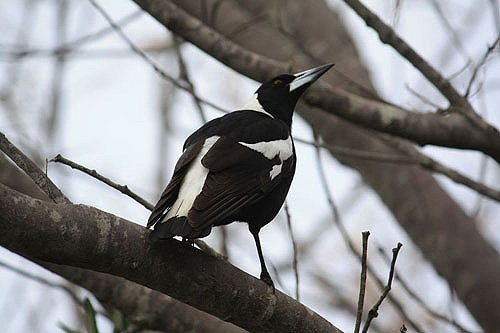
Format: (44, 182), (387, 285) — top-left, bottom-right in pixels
(130, 0), (500, 163)
(0, 183), (342, 333)
(341, 0), (500, 139)
(0, 150), (245, 333)
(37, 261), (247, 333)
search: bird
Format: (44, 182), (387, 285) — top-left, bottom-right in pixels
(147, 63), (333, 290)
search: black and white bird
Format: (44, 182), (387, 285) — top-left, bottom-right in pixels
(147, 64), (333, 289)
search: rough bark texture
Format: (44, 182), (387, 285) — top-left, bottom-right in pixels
(39, 262), (247, 333)
(130, 0), (500, 330)
(0, 183), (342, 333)
(0, 154), (246, 333)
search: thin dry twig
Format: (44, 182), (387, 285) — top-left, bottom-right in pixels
(313, 131), (424, 333)
(50, 154), (154, 210)
(361, 243), (403, 333)
(87, 0), (228, 114)
(0, 260), (107, 317)
(284, 201), (300, 301)
(375, 245), (478, 333)
(0, 132), (68, 204)
(354, 231), (370, 333)
(49, 154), (225, 261)
(0, 10), (143, 59)
(464, 34), (500, 97)
(173, 37), (208, 123)
(383, 139), (500, 203)
(342, 0), (500, 137)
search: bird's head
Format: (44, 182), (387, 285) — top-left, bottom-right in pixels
(244, 64), (333, 127)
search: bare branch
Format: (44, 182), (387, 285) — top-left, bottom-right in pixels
(173, 37), (208, 123)
(87, 0), (228, 114)
(50, 153), (153, 210)
(0, 183), (343, 333)
(465, 34), (500, 97)
(384, 139), (500, 203)
(1, 147), (243, 333)
(284, 201), (299, 301)
(341, 0), (500, 138)
(0, 131), (68, 204)
(354, 231), (370, 333)
(361, 243), (403, 333)
(49, 154), (224, 261)
(313, 133), (424, 333)
(0, 10), (143, 59)
(0, 259), (101, 316)
(376, 245), (478, 333)
(130, 0), (500, 162)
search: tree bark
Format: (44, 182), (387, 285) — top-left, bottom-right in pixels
(0, 154), (246, 333)
(0, 183), (342, 333)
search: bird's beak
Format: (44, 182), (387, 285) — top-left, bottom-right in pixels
(289, 63), (334, 92)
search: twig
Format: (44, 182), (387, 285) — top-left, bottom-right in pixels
(0, 259), (107, 317)
(354, 231), (370, 333)
(464, 34), (500, 97)
(294, 136), (417, 165)
(87, 0), (228, 114)
(428, 0), (471, 62)
(173, 37), (208, 123)
(375, 245), (478, 333)
(361, 243), (403, 333)
(0, 132), (68, 204)
(313, 131), (425, 333)
(284, 201), (300, 301)
(0, 10), (143, 59)
(405, 84), (442, 110)
(342, 0), (500, 137)
(384, 138), (500, 203)
(46, 0), (69, 141)
(50, 154), (225, 261)
(50, 154), (154, 211)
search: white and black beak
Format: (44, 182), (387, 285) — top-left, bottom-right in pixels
(289, 63), (334, 92)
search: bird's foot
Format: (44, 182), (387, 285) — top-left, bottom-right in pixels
(260, 271), (275, 293)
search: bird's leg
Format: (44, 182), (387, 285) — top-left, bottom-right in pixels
(250, 229), (275, 293)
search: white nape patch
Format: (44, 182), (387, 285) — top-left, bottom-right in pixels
(239, 136), (293, 180)
(242, 94), (273, 118)
(164, 136), (220, 220)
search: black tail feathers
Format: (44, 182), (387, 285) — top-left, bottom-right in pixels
(149, 216), (212, 241)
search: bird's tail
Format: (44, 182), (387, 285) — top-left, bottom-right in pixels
(149, 216), (212, 241)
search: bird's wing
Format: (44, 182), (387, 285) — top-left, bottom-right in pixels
(147, 139), (204, 228)
(187, 135), (295, 230)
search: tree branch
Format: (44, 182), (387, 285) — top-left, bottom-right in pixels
(361, 243), (402, 333)
(341, 0), (500, 139)
(354, 231), (370, 333)
(0, 141), (245, 333)
(130, 0), (500, 163)
(37, 260), (247, 333)
(0, 132), (68, 204)
(0, 183), (342, 333)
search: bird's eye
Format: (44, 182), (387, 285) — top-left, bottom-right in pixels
(273, 79), (283, 86)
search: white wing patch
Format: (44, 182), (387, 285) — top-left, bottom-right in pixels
(239, 136), (293, 180)
(242, 94), (274, 118)
(164, 136), (220, 220)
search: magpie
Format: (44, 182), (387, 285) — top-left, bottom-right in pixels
(147, 63), (333, 290)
